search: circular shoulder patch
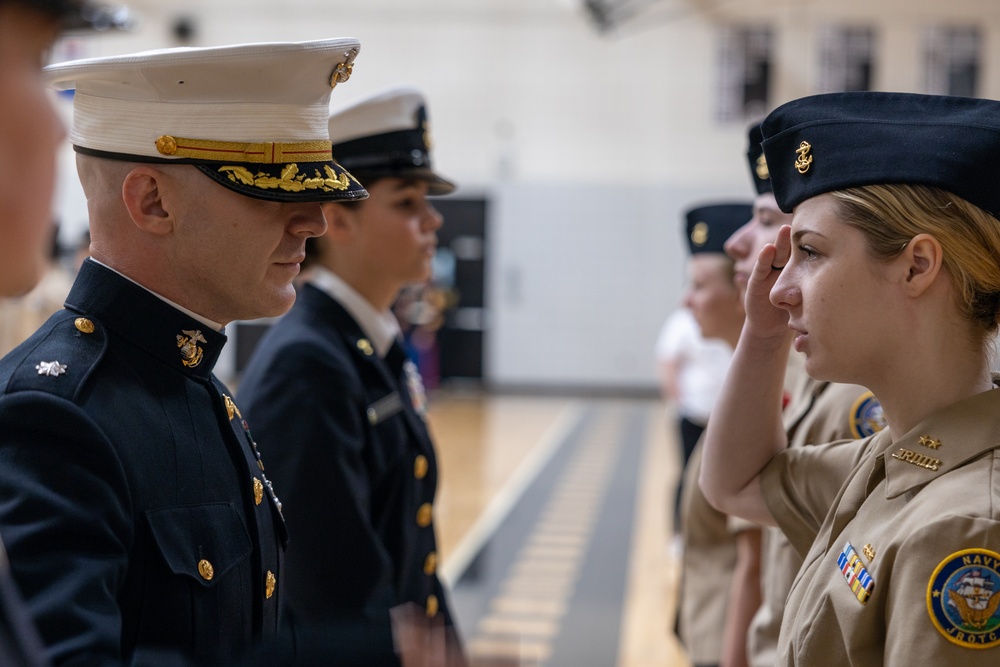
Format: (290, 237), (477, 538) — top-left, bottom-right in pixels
(927, 549), (1000, 649)
(849, 390), (886, 438)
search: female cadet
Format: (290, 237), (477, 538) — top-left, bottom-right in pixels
(701, 91), (1000, 665)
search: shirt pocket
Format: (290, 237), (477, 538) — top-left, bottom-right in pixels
(146, 502), (252, 587)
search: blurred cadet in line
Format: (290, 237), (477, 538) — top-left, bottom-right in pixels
(239, 86), (467, 666)
(0, 1), (128, 664)
(672, 202), (756, 667)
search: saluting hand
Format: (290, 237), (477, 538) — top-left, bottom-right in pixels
(743, 224), (794, 343)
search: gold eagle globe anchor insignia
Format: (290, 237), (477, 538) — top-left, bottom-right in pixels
(176, 329), (207, 368)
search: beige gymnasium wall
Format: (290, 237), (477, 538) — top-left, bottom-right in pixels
(50, 0), (1000, 389)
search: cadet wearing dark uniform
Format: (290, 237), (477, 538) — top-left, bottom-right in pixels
(702, 92), (1000, 665)
(0, 40), (365, 665)
(238, 86), (463, 664)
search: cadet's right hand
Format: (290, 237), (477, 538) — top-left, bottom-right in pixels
(743, 224), (794, 343)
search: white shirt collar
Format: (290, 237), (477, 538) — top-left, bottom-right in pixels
(88, 258), (224, 332)
(308, 266), (401, 357)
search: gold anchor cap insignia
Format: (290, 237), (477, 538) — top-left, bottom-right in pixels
(176, 329), (207, 368)
(795, 141), (813, 174)
(756, 153), (770, 180)
(691, 221), (709, 247)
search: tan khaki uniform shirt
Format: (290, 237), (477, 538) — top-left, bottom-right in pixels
(762, 388), (1000, 665)
(678, 440), (756, 664)
(748, 371), (883, 667)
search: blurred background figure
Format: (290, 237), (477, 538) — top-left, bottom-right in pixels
(0, 224), (76, 358)
(670, 202), (755, 667)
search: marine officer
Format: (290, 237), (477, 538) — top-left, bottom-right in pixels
(237, 85), (465, 665)
(703, 91), (1000, 665)
(0, 39), (366, 665)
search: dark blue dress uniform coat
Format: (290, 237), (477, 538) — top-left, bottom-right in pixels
(0, 260), (287, 666)
(237, 282), (454, 664)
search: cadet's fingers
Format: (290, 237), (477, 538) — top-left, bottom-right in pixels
(771, 225), (792, 268)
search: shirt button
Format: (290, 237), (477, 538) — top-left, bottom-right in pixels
(414, 455), (428, 480)
(416, 503), (433, 527)
(426, 594), (439, 618)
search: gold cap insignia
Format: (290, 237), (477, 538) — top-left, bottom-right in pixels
(691, 221), (709, 247)
(329, 47), (359, 89)
(795, 141), (813, 174)
(176, 329), (207, 368)
(756, 153), (770, 180)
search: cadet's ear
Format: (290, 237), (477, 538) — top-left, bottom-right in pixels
(321, 202), (360, 244)
(901, 233), (943, 297)
(121, 167), (172, 235)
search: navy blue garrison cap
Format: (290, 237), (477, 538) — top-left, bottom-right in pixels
(746, 124), (772, 195)
(684, 203), (752, 255)
(760, 92), (1000, 219)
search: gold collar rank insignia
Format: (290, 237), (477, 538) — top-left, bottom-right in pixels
(176, 329), (207, 368)
(928, 548), (1000, 648)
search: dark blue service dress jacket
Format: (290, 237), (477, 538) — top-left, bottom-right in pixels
(0, 259), (287, 666)
(237, 282), (456, 665)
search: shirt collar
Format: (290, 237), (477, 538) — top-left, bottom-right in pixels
(882, 386), (1000, 498)
(308, 266), (401, 357)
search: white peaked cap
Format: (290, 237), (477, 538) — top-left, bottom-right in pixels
(45, 39), (369, 203)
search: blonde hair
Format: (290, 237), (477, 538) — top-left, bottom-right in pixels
(829, 184), (1000, 336)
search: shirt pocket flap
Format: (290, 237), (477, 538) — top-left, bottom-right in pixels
(146, 503), (252, 588)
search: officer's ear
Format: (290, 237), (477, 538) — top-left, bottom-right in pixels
(121, 166), (172, 235)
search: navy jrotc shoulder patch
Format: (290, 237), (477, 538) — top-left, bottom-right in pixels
(850, 390), (886, 438)
(927, 548), (1000, 649)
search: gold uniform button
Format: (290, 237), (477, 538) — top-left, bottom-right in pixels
(198, 559), (214, 581)
(74, 318), (95, 334)
(253, 477), (264, 505)
(265, 570), (276, 599)
(423, 551), (438, 576)
(426, 594), (439, 618)
(356, 339), (374, 356)
(416, 503), (433, 528)
(414, 455), (428, 480)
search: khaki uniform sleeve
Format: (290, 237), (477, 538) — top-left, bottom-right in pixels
(760, 439), (865, 557)
(885, 516), (1000, 664)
